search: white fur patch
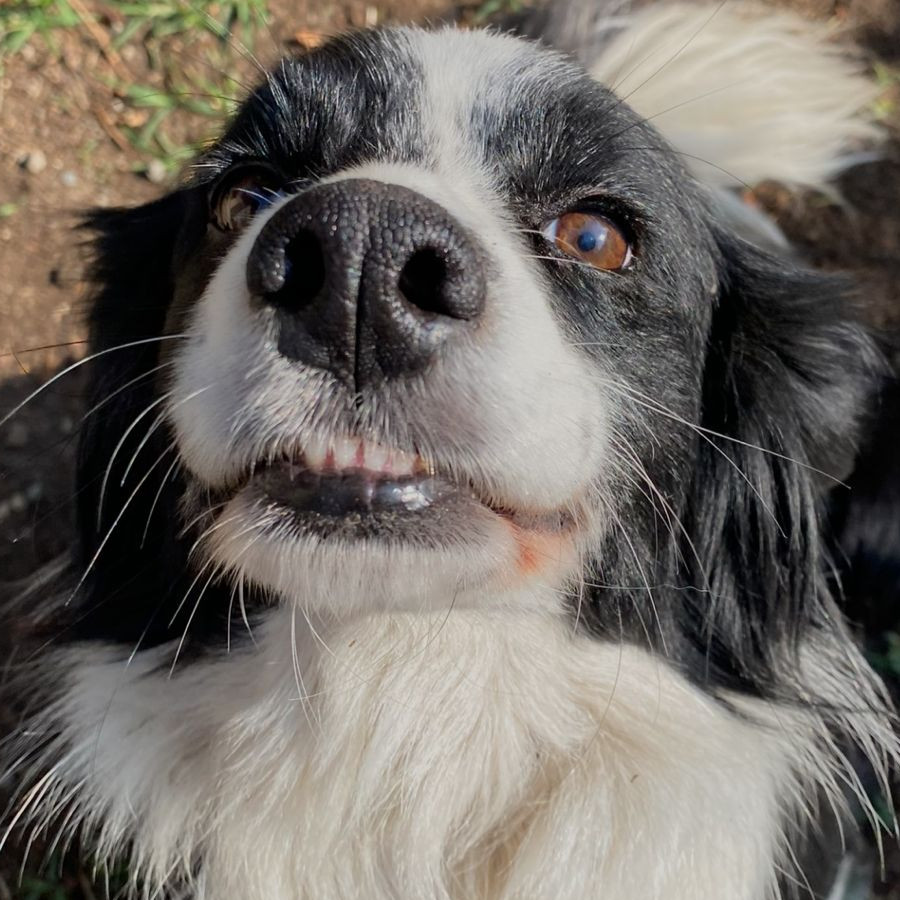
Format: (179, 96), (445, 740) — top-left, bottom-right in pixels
(30, 608), (800, 900)
(587, 3), (882, 191)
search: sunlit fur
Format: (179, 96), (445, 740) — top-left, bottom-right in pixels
(2, 6), (896, 900)
(530, 1), (881, 191)
(13, 609), (895, 900)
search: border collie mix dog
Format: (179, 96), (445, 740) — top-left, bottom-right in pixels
(3, 2), (898, 898)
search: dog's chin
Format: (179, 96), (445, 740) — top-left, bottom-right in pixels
(201, 459), (580, 615)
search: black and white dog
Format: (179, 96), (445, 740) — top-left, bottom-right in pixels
(3, 2), (898, 898)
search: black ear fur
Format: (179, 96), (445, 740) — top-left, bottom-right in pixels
(679, 234), (881, 694)
(72, 190), (213, 645)
(828, 374), (900, 631)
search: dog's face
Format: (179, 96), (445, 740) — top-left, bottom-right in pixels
(79, 26), (871, 667)
(166, 29), (719, 614)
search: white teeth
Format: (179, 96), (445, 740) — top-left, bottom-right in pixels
(294, 435), (422, 477)
(390, 449), (417, 477)
(332, 437), (360, 470)
(304, 434), (328, 471)
(366, 443), (389, 471)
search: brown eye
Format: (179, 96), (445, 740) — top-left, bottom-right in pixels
(542, 211), (633, 271)
(211, 166), (284, 232)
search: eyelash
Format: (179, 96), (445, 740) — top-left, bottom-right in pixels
(209, 164), (288, 232)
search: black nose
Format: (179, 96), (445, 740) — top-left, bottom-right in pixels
(245, 179), (485, 389)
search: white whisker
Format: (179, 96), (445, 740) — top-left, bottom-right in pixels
(0, 334), (189, 431)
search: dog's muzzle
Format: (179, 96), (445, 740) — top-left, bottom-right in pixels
(245, 178), (486, 389)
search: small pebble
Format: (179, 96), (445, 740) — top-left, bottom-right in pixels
(23, 149), (47, 175)
(146, 159), (168, 184)
(60, 170), (79, 187)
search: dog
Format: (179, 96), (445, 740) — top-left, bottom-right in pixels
(2, 2), (897, 898)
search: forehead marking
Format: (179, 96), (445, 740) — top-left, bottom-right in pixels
(404, 29), (537, 178)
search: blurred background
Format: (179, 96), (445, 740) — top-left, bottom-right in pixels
(1, 0), (898, 896)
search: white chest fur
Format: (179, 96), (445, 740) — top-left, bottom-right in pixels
(39, 604), (800, 900)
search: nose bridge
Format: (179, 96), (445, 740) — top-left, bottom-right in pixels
(246, 178), (485, 391)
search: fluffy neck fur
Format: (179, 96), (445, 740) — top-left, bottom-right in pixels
(20, 597), (886, 900)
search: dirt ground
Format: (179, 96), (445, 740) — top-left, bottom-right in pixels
(1, 0), (899, 896)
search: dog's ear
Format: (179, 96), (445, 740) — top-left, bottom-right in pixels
(83, 192), (200, 349)
(702, 235), (878, 486)
(681, 233), (881, 690)
(582, 2), (881, 194)
(73, 190), (205, 638)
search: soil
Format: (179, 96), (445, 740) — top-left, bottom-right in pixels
(1, 0), (899, 897)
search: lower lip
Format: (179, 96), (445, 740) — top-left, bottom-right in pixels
(254, 467), (457, 517)
(234, 465), (579, 582)
(247, 463), (575, 546)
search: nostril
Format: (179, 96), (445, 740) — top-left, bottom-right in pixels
(398, 247), (452, 317)
(267, 229), (326, 308)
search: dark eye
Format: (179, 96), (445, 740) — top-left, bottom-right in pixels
(542, 211), (633, 271)
(211, 165), (285, 232)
